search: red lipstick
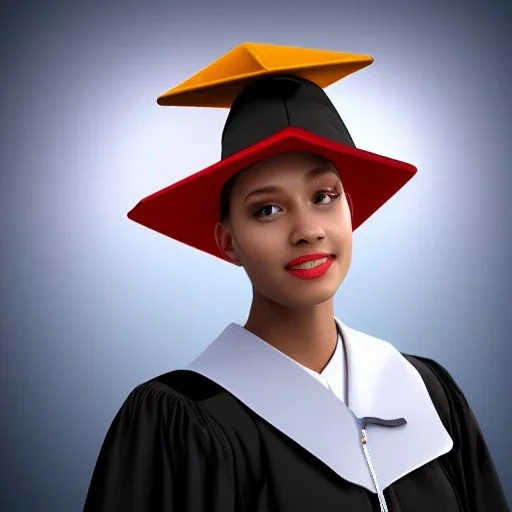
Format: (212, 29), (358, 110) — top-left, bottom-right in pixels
(285, 253), (335, 280)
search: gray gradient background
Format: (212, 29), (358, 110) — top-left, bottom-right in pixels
(1, 0), (511, 510)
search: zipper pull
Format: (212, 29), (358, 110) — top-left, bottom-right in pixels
(361, 416), (407, 429)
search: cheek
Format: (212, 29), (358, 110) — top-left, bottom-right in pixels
(233, 225), (281, 265)
(342, 225), (353, 251)
(328, 209), (353, 257)
(331, 199), (352, 230)
(339, 200), (353, 237)
(331, 228), (352, 256)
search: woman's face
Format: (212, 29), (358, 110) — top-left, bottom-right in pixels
(215, 152), (353, 308)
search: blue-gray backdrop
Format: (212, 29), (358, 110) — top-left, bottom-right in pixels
(1, 0), (511, 510)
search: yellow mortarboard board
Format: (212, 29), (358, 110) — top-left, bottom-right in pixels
(156, 41), (374, 108)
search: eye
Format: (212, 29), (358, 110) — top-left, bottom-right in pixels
(254, 204), (282, 218)
(313, 191), (340, 205)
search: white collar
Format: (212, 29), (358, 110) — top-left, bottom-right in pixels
(186, 319), (453, 493)
(295, 332), (346, 403)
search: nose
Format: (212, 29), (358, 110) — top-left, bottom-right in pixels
(289, 212), (326, 246)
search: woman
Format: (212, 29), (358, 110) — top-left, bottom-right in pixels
(84, 43), (509, 511)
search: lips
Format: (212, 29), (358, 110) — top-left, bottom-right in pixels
(285, 253), (335, 280)
(285, 253), (334, 270)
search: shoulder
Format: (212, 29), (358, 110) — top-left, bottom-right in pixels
(120, 369), (260, 447)
(125, 370), (263, 485)
(403, 354), (452, 402)
(403, 354), (466, 405)
(87, 371), (265, 511)
(114, 371), (222, 439)
(402, 357), (509, 510)
(402, 354), (475, 439)
(121, 369), (233, 423)
(102, 371), (238, 465)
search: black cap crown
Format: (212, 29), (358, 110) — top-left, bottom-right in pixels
(221, 75), (355, 159)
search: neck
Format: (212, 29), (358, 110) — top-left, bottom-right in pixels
(244, 292), (338, 373)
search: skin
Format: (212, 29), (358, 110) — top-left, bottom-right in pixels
(214, 151), (353, 373)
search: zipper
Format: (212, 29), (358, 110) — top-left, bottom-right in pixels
(361, 427), (388, 512)
(360, 417), (407, 512)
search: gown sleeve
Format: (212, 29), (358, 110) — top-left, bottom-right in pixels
(83, 379), (237, 512)
(418, 357), (510, 512)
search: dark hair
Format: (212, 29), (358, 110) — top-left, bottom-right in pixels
(219, 170), (243, 224)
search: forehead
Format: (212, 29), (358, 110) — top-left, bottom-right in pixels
(233, 152), (338, 190)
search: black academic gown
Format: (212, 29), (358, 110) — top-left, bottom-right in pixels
(83, 324), (509, 512)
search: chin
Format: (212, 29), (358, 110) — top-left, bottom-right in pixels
(250, 264), (346, 308)
(274, 280), (340, 309)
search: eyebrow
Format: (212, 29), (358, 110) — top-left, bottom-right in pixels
(243, 166), (340, 202)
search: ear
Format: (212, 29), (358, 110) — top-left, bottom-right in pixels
(214, 222), (242, 266)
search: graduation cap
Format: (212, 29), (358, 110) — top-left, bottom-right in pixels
(127, 42), (417, 262)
